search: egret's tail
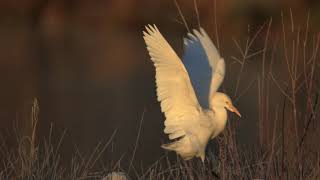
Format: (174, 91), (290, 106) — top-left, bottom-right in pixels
(161, 136), (195, 160)
(161, 141), (179, 151)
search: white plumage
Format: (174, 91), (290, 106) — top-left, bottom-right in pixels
(143, 24), (241, 162)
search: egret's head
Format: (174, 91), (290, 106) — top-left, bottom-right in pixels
(211, 92), (241, 117)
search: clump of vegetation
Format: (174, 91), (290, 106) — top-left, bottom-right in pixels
(0, 99), (118, 179)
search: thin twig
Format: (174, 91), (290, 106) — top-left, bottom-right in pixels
(213, 0), (220, 49)
(270, 73), (293, 103)
(234, 78), (257, 103)
(128, 108), (146, 174)
(174, 0), (190, 32)
(281, 86), (288, 180)
(299, 92), (319, 148)
(193, 0), (201, 28)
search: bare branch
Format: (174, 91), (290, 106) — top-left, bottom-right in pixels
(270, 72), (293, 103)
(174, 0), (190, 32)
(193, 0), (201, 29)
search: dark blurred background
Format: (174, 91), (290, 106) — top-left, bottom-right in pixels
(0, 0), (320, 168)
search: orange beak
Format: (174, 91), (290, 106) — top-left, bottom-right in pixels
(228, 105), (241, 117)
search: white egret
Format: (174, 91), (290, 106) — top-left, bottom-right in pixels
(143, 24), (241, 162)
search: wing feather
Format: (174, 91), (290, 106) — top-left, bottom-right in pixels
(193, 28), (225, 97)
(143, 24), (201, 140)
(183, 28), (225, 109)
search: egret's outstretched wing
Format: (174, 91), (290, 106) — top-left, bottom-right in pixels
(183, 28), (225, 108)
(143, 25), (201, 141)
(183, 32), (211, 108)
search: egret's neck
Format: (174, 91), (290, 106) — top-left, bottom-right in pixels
(211, 106), (227, 120)
(209, 92), (229, 138)
(209, 92), (228, 121)
(210, 106), (228, 138)
(209, 92), (227, 109)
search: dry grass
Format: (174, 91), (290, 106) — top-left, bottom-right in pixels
(0, 99), (118, 179)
